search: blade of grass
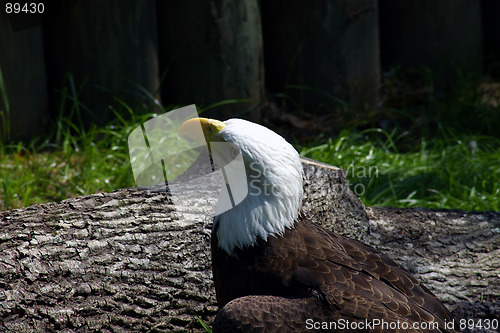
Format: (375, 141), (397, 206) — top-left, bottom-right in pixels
(196, 316), (212, 333)
(0, 67), (11, 145)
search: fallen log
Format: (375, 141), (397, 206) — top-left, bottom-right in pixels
(0, 158), (498, 332)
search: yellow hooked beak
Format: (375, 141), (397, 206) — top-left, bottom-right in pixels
(178, 117), (226, 145)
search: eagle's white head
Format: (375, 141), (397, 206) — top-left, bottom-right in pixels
(179, 118), (304, 254)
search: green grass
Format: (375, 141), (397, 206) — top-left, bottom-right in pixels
(1, 68), (499, 212)
(3, 114), (498, 211)
(299, 128), (500, 211)
(288, 67), (500, 212)
(0, 67), (11, 144)
(0, 72), (252, 210)
(0, 73), (160, 210)
(0, 106), (146, 210)
(196, 316), (213, 332)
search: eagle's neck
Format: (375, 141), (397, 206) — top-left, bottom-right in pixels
(214, 156), (303, 255)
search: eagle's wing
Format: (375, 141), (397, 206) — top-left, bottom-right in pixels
(285, 219), (456, 331)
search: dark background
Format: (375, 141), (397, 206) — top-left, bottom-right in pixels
(0, 0), (498, 142)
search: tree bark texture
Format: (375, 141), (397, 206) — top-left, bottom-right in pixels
(0, 158), (498, 332)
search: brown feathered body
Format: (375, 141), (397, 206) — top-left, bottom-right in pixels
(212, 217), (457, 333)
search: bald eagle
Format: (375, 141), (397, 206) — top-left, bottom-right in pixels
(179, 118), (457, 333)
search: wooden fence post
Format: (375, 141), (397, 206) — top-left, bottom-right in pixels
(0, 12), (48, 142)
(261, 0), (380, 121)
(43, 0), (160, 125)
(379, 0), (483, 85)
(482, 0), (500, 77)
(157, 0), (265, 121)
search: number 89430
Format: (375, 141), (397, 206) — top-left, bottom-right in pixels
(6, 3), (44, 14)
